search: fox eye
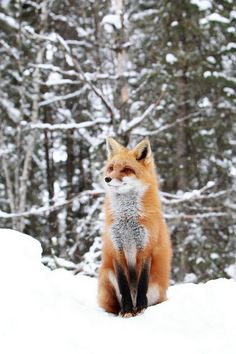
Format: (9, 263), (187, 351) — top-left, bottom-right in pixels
(122, 167), (135, 174)
(107, 165), (113, 172)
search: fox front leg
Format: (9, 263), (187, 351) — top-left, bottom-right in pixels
(115, 262), (134, 317)
(135, 260), (150, 314)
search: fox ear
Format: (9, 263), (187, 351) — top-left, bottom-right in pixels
(106, 137), (126, 159)
(133, 139), (152, 162)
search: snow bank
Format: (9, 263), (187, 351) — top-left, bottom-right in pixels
(0, 229), (236, 354)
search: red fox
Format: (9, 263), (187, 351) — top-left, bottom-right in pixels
(98, 137), (172, 317)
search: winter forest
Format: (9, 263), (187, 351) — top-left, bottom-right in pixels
(0, 0), (236, 284)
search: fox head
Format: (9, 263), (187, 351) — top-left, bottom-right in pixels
(104, 137), (156, 194)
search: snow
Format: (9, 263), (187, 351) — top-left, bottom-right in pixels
(0, 228), (236, 354)
(166, 53), (178, 64)
(1, 0), (10, 8)
(29, 120), (107, 132)
(227, 26), (235, 33)
(230, 166), (236, 177)
(131, 9), (159, 21)
(0, 12), (19, 29)
(225, 264), (236, 280)
(184, 273), (198, 283)
(39, 88), (88, 106)
(171, 20), (178, 27)
(76, 27), (88, 37)
(0, 98), (20, 123)
(207, 56), (216, 64)
(101, 14), (121, 31)
(200, 13), (230, 25)
(191, 0), (212, 11)
(46, 71), (62, 85)
(53, 148), (67, 163)
(198, 97), (212, 108)
(223, 87), (235, 96)
(45, 42), (56, 61)
(224, 42), (236, 51)
(203, 70), (212, 78)
(65, 53), (74, 66)
(230, 10), (236, 19)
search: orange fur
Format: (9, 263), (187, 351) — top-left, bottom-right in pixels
(97, 138), (172, 316)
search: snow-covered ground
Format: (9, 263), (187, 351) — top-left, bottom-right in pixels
(0, 229), (235, 354)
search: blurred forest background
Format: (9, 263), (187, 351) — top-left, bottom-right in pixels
(0, 0), (236, 283)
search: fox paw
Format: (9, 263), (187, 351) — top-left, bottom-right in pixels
(119, 311), (135, 318)
(134, 308), (146, 316)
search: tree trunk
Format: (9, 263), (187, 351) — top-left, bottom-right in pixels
(65, 129), (75, 245)
(113, 0), (129, 142)
(176, 95), (188, 190)
(93, 1), (102, 68)
(44, 126), (59, 246)
(16, 0), (49, 231)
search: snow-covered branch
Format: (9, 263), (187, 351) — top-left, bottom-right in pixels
(165, 211), (228, 220)
(0, 181), (231, 220)
(161, 181), (229, 205)
(38, 88), (89, 106)
(24, 29), (116, 123)
(132, 110), (202, 136)
(0, 12), (19, 30)
(21, 118), (110, 131)
(224, 201), (236, 211)
(0, 189), (104, 219)
(121, 91), (165, 134)
(29, 63), (81, 77)
(0, 39), (19, 60)
(0, 98), (21, 123)
(68, 51), (116, 125)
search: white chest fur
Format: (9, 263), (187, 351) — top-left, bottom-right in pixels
(108, 189), (148, 266)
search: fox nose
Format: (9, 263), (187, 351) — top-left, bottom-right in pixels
(105, 176), (112, 183)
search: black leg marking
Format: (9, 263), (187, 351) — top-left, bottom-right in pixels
(136, 260), (150, 312)
(128, 265), (137, 287)
(115, 262), (134, 315)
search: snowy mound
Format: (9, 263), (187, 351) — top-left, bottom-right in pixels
(0, 229), (235, 354)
